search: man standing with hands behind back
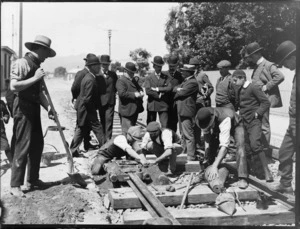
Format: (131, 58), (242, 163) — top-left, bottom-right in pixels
(9, 35), (56, 197)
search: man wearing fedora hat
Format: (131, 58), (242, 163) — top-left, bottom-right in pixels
(189, 57), (214, 151)
(195, 106), (248, 189)
(144, 56), (172, 128)
(243, 42), (285, 158)
(97, 55), (118, 142)
(9, 35), (56, 197)
(163, 55), (184, 132)
(70, 53), (100, 151)
(174, 64), (199, 161)
(70, 55), (105, 157)
(269, 41), (296, 196)
(116, 62), (144, 135)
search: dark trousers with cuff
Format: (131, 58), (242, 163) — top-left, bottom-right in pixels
(99, 104), (115, 142)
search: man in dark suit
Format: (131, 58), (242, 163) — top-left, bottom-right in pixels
(144, 56), (172, 128)
(163, 55), (183, 133)
(97, 55), (118, 142)
(116, 62), (144, 135)
(174, 64), (199, 161)
(70, 55), (105, 157)
(243, 42), (284, 157)
(71, 53), (98, 151)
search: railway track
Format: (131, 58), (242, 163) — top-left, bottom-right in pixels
(111, 111), (295, 225)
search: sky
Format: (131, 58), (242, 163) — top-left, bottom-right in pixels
(1, 2), (178, 69)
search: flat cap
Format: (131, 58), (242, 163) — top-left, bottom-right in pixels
(127, 126), (146, 140)
(217, 60), (231, 68)
(146, 121), (161, 133)
(232, 69), (246, 78)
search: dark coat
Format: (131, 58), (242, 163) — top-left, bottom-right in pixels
(163, 70), (184, 104)
(97, 70), (118, 106)
(75, 73), (99, 127)
(116, 75), (144, 117)
(71, 68), (89, 100)
(174, 76), (198, 118)
(144, 71), (172, 112)
(251, 59), (284, 108)
(195, 71), (214, 106)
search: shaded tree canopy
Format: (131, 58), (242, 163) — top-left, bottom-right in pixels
(129, 48), (152, 77)
(164, 2), (296, 70)
(54, 66), (67, 77)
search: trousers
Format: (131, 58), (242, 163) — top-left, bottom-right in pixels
(99, 104), (115, 142)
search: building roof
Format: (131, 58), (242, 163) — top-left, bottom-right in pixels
(1, 46), (16, 55)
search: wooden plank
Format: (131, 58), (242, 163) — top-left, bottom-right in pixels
(185, 161), (201, 172)
(123, 204), (295, 225)
(146, 153), (187, 163)
(129, 173), (181, 225)
(108, 184), (258, 209)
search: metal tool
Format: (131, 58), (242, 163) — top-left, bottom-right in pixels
(41, 79), (87, 188)
(180, 172), (194, 209)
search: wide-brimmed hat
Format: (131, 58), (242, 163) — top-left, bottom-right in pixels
(124, 62), (137, 73)
(25, 35), (56, 57)
(84, 53), (96, 61)
(244, 42), (263, 58)
(180, 64), (196, 72)
(195, 107), (215, 131)
(152, 56), (165, 66)
(189, 57), (201, 65)
(167, 55), (179, 66)
(217, 60), (231, 69)
(146, 121), (161, 133)
(127, 126), (146, 141)
(86, 55), (101, 66)
(276, 40), (296, 65)
(99, 55), (111, 64)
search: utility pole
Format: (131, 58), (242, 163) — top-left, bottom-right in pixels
(108, 29), (112, 57)
(19, 2), (23, 58)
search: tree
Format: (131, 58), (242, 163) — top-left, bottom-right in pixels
(54, 66), (67, 77)
(129, 48), (152, 77)
(110, 61), (122, 72)
(164, 2), (296, 69)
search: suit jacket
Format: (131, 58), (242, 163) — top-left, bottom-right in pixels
(251, 59), (284, 108)
(163, 70), (183, 104)
(144, 71), (172, 112)
(174, 76), (198, 118)
(75, 72), (99, 127)
(116, 75), (144, 117)
(97, 70), (118, 106)
(71, 68), (89, 100)
(195, 71), (214, 106)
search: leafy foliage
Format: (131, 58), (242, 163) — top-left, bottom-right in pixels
(54, 66), (67, 77)
(129, 48), (152, 77)
(164, 2), (296, 69)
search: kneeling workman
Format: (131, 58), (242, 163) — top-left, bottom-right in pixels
(141, 121), (183, 175)
(91, 126), (149, 175)
(196, 107), (248, 189)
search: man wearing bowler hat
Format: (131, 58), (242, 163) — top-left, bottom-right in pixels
(243, 42), (284, 157)
(269, 41), (296, 196)
(163, 55), (184, 132)
(97, 55), (118, 142)
(71, 53), (100, 151)
(9, 35), (56, 197)
(144, 56), (172, 128)
(189, 57), (214, 151)
(70, 55), (105, 157)
(116, 62), (144, 135)
(174, 64), (199, 161)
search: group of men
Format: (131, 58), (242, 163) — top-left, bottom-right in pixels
(5, 34), (296, 198)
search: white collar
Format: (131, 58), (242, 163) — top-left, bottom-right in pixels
(256, 56), (264, 65)
(243, 80), (251, 88)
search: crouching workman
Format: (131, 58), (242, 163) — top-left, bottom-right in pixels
(196, 107), (248, 189)
(140, 121), (183, 175)
(91, 126), (149, 175)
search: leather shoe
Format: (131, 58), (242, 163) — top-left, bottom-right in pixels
(10, 187), (26, 197)
(84, 144), (99, 151)
(237, 178), (248, 189)
(25, 179), (52, 191)
(269, 183), (294, 195)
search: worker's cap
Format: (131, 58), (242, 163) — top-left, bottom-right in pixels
(146, 121), (161, 133)
(195, 107), (215, 131)
(127, 126), (146, 141)
(217, 60), (231, 69)
(232, 69), (246, 79)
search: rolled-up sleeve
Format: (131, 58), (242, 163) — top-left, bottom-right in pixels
(218, 117), (231, 148)
(141, 132), (151, 149)
(113, 135), (132, 151)
(161, 129), (173, 150)
(10, 59), (30, 81)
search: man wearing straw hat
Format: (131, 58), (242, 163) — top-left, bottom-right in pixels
(269, 41), (296, 196)
(116, 62), (144, 135)
(243, 42), (284, 157)
(70, 55), (105, 157)
(9, 35), (56, 197)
